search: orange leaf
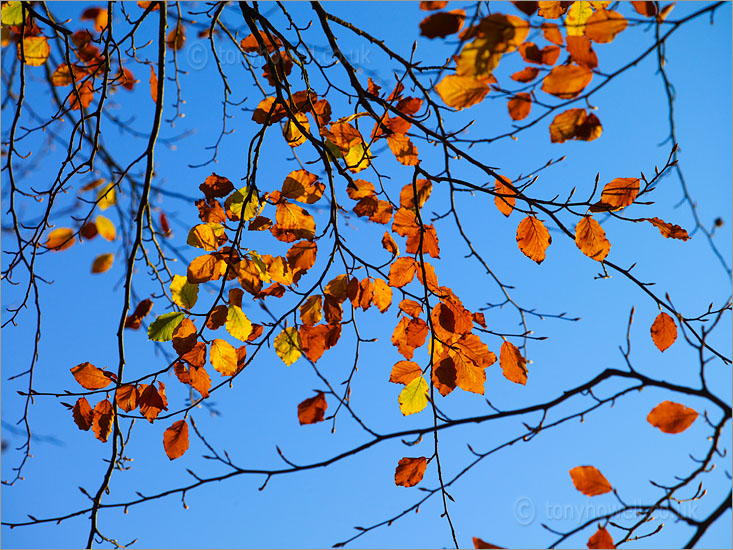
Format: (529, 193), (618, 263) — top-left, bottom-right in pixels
(46, 227), (76, 251)
(392, 207), (420, 238)
(420, 1), (448, 9)
(550, 108), (602, 143)
(206, 305), (228, 330)
(569, 466), (612, 496)
(166, 25), (185, 50)
(297, 392), (328, 425)
(287, 241), (317, 274)
(210, 339), (238, 376)
(71, 362), (113, 390)
(281, 170), (324, 204)
(81, 7), (109, 32)
(647, 401), (697, 434)
(585, 10), (627, 43)
(390, 361), (422, 385)
(394, 456), (427, 487)
(388, 134), (419, 166)
(542, 64), (593, 99)
(436, 75), (490, 110)
(382, 231), (400, 256)
(541, 22), (564, 45)
(324, 274), (348, 302)
(149, 65), (158, 103)
(346, 179), (375, 200)
(92, 399), (114, 442)
(631, 1), (657, 17)
(405, 224), (441, 258)
(494, 177), (516, 217)
(67, 80), (94, 110)
(73, 397), (94, 431)
(399, 299), (423, 318)
(163, 420), (189, 460)
(91, 253), (114, 273)
(510, 66), (541, 83)
(507, 92), (532, 121)
(388, 257), (418, 288)
(538, 1), (568, 19)
(650, 312), (677, 352)
(642, 217), (690, 241)
(500, 341), (527, 385)
(516, 216), (551, 264)
(518, 42), (560, 65)
(587, 527), (616, 549)
(575, 215), (610, 261)
(392, 317), (429, 360)
(590, 178), (640, 212)
(566, 35), (598, 70)
(299, 295), (323, 326)
(240, 30), (282, 53)
(124, 298), (153, 330)
(372, 278), (393, 313)
(272, 200), (316, 242)
(419, 9), (465, 39)
(199, 173), (234, 201)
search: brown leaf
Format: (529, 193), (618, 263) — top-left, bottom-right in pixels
(394, 456), (427, 487)
(405, 224), (441, 259)
(392, 207), (420, 238)
(507, 92), (532, 121)
(138, 382), (168, 423)
(188, 254), (217, 284)
(392, 317), (429, 360)
(346, 179), (375, 200)
(297, 392), (328, 425)
(631, 1), (657, 17)
(116, 385), (139, 413)
(124, 298), (153, 329)
(199, 173), (234, 202)
(566, 35), (598, 69)
(382, 231), (400, 256)
(71, 362), (113, 390)
(399, 299), (423, 318)
(537, 1), (568, 19)
(516, 216), (552, 264)
(92, 399), (114, 442)
(287, 241), (317, 274)
(73, 397), (94, 431)
(149, 65), (158, 103)
(647, 401), (697, 434)
(281, 170), (324, 204)
(550, 108), (602, 143)
(542, 64), (593, 99)
(166, 25), (185, 50)
(473, 538), (504, 549)
(650, 312), (677, 352)
(512, 1), (538, 16)
(500, 341), (527, 385)
(420, 1), (448, 9)
(587, 527), (615, 549)
(91, 253), (114, 274)
(324, 274), (349, 302)
(419, 10), (465, 39)
(518, 42), (560, 65)
(163, 420), (189, 460)
(206, 305), (228, 330)
(569, 466), (612, 496)
(240, 30), (282, 53)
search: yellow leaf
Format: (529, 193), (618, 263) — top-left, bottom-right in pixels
(95, 215), (116, 241)
(565, 1), (593, 36)
(274, 327), (301, 366)
(226, 305), (252, 342)
(97, 183), (117, 210)
(46, 227), (76, 251)
(436, 75), (490, 110)
(18, 36), (50, 66)
(210, 338), (238, 376)
(398, 376), (429, 416)
(170, 274), (198, 309)
(187, 223), (225, 251)
(91, 253), (114, 273)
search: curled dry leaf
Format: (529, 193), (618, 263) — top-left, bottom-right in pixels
(73, 397), (94, 431)
(647, 401), (698, 434)
(394, 456), (427, 487)
(650, 312), (677, 352)
(569, 465), (612, 496)
(92, 399), (114, 442)
(641, 217), (690, 241)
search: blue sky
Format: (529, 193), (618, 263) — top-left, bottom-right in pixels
(2, 2), (731, 548)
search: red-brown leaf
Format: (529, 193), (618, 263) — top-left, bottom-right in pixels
(163, 419), (189, 460)
(297, 392), (328, 425)
(650, 312), (677, 352)
(394, 456), (427, 487)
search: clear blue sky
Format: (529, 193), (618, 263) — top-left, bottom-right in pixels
(2, 2), (731, 549)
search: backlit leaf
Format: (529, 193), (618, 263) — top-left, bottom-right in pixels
(394, 456), (427, 487)
(584, 9), (627, 43)
(650, 312), (677, 352)
(398, 376), (429, 416)
(372, 278), (393, 313)
(569, 466), (612, 496)
(93, 399), (114, 442)
(95, 215), (116, 241)
(188, 254), (217, 284)
(116, 385), (139, 413)
(500, 341), (527, 385)
(590, 178), (640, 212)
(71, 362), (113, 390)
(641, 217), (690, 241)
(2, 2), (23, 25)
(389, 257), (418, 288)
(542, 64), (593, 99)
(550, 108), (602, 143)
(516, 216), (551, 264)
(163, 420), (189, 460)
(390, 361), (422, 385)
(206, 305), (228, 330)
(187, 223), (225, 251)
(541, 22), (564, 45)
(73, 397), (94, 431)
(225, 186), (260, 222)
(275, 327), (302, 366)
(587, 527), (616, 549)
(494, 177), (516, 217)
(46, 228), (76, 251)
(300, 295), (323, 326)
(631, 1), (657, 17)
(166, 25), (185, 51)
(125, 299), (153, 329)
(566, 35), (598, 69)
(18, 37), (50, 66)
(382, 231), (400, 256)
(281, 170), (324, 204)
(507, 92), (532, 121)
(297, 392), (328, 425)
(419, 10), (465, 39)
(97, 182), (117, 210)
(210, 339), (238, 376)
(91, 253), (114, 273)
(170, 274), (198, 309)
(575, 215), (610, 261)
(138, 382), (168, 422)
(647, 401), (697, 434)
(226, 305), (253, 341)
(436, 75), (490, 110)
(565, 1), (593, 36)
(67, 80), (94, 110)
(148, 312), (185, 342)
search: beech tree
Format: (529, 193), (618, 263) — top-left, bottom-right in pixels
(1, 1), (731, 548)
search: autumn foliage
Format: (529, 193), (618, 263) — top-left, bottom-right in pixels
(1, 1), (730, 549)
